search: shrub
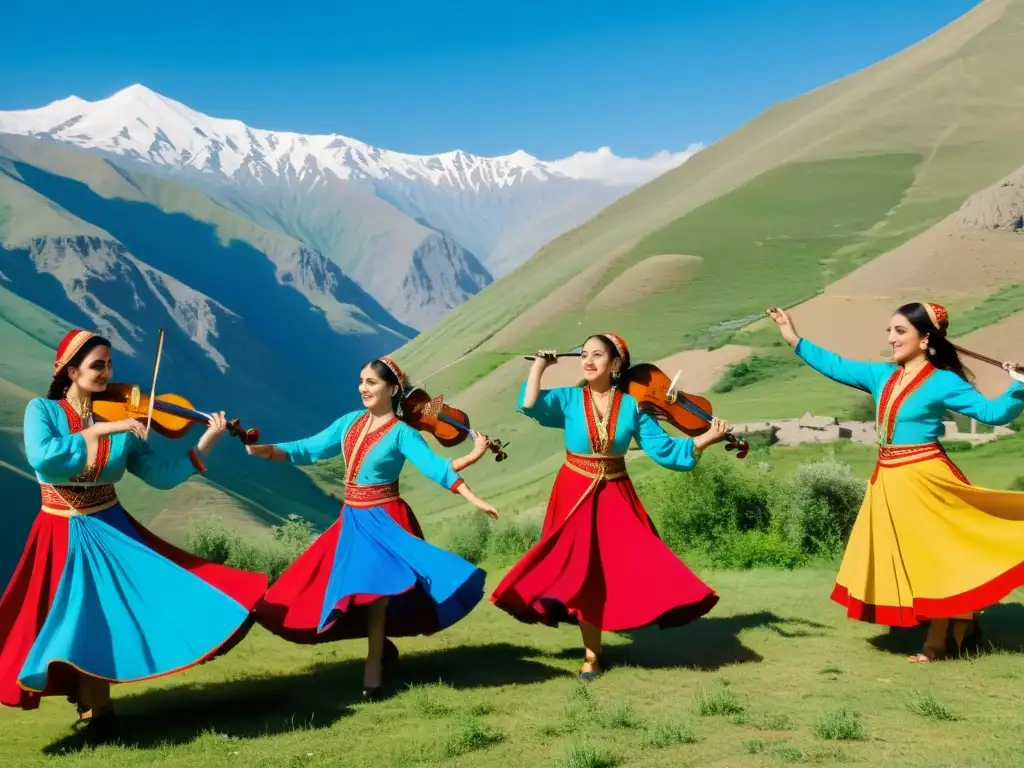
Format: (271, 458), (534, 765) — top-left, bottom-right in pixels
(644, 453), (784, 556)
(487, 513), (542, 564)
(1009, 476), (1024, 492)
(715, 530), (805, 569)
(638, 450), (865, 568)
(444, 512), (492, 565)
(185, 514), (319, 582)
(186, 520), (234, 564)
(780, 459), (865, 556)
(712, 355), (799, 394)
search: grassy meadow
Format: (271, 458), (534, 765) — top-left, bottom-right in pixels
(4, 569), (1024, 767)
(5, 431), (1024, 766)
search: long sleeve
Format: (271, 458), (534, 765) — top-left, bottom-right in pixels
(274, 416), (346, 465)
(942, 375), (1024, 426)
(795, 338), (886, 393)
(23, 399), (88, 476)
(635, 410), (700, 472)
(397, 424), (462, 490)
(125, 438), (197, 490)
(517, 382), (570, 429)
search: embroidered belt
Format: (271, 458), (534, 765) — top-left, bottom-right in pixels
(564, 451), (628, 481)
(871, 443), (959, 484)
(876, 443), (945, 467)
(344, 481), (400, 508)
(40, 483), (118, 517)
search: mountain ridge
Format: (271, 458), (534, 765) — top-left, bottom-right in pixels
(0, 85), (700, 326)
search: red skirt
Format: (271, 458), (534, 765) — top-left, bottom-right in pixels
(0, 509), (267, 710)
(254, 499), (446, 643)
(490, 465), (719, 632)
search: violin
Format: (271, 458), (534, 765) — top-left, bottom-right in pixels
(92, 383), (260, 446)
(625, 364), (749, 459)
(401, 387), (510, 462)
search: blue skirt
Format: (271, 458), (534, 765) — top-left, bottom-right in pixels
(255, 500), (485, 642)
(4, 504), (265, 704)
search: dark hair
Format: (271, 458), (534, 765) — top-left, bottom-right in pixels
(584, 334), (631, 391)
(895, 303), (972, 382)
(361, 359), (410, 412)
(46, 335), (112, 400)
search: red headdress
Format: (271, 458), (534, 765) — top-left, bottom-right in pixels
(601, 333), (631, 369)
(923, 302), (950, 332)
(53, 329), (97, 375)
(378, 356), (405, 386)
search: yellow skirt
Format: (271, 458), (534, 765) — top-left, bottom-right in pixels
(832, 443), (1024, 626)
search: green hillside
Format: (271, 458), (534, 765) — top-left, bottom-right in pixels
(399, 0), (1024, 375)
(369, 0), (1024, 522)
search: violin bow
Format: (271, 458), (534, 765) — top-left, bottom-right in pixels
(522, 343), (584, 361)
(143, 328), (165, 440)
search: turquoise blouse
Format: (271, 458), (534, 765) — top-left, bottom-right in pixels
(795, 338), (1024, 445)
(273, 411), (461, 489)
(23, 397), (200, 489)
(516, 382), (700, 471)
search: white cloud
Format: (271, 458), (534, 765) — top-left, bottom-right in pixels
(548, 143), (704, 185)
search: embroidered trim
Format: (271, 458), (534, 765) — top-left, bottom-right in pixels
(343, 412), (400, 484)
(583, 387), (623, 454)
(58, 399), (111, 482)
(40, 483), (117, 516)
(54, 330), (96, 374)
(876, 363), (934, 445)
(344, 481), (400, 508)
(189, 447), (207, 473)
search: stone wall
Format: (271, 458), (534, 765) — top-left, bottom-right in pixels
(730, 414), (1014, 447)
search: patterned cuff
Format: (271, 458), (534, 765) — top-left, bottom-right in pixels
(189, 447), (207, 473)
(450, 478), (465, 494)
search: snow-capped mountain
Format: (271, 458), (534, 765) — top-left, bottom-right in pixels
(0, 85), (700, 327)
(0, 131), (415, 437)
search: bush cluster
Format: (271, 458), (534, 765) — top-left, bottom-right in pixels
(186, 514), (317, 582)
(183, 454), (866, 574)
(634, 452), (866, 569)
(443, 512), (542, 566)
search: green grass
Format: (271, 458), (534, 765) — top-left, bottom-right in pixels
(4, 567), (1024, 767)
(951, 283), (1024, 337)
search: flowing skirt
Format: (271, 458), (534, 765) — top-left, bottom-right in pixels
(0, 504), (267, 710)
(490, 464), (719, 632)
(832, 444), (1024, 627)
(254, 499), (485, 643)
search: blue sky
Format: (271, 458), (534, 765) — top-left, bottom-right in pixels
(1, 0), (981, 159)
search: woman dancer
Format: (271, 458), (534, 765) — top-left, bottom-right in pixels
(0, 330), (268, 734)
(766, 303), (1024, 661)
(490, 334), (728, 681)
(247, 356), (498, 698)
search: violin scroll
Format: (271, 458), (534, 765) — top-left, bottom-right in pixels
(227, 418), (260, 445)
